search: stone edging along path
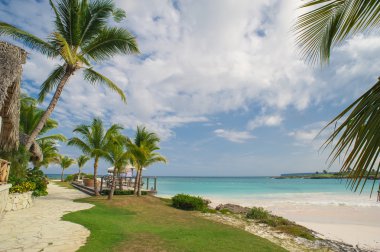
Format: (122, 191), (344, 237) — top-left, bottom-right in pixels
(0, 182), (93, 252)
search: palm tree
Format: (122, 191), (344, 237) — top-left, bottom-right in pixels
(20, 95), (66, 166)
(59, 155), (75, 182)
(77, 155), (90, 181)
(127, 126), (167, 196)
(68, 118), (123, 195)
(294, 1), (380, 194)
(33, 139), (61, 169)
(104, 134), (129, 200)
(0, 0), (139, 150)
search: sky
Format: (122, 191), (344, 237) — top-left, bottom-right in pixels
(1, 0), (380, 176)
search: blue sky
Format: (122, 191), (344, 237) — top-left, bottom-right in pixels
(1, 0), (380, 176)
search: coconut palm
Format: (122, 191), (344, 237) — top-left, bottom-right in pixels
(0, 0), (139, 150)
(77, 155), (90, 181)
(104, 134), (130, 200)
(127, 126), (167, 196)
(68, 118), (123, 195)
(294, 0), (380, 194)
(59, 155), (75, 182)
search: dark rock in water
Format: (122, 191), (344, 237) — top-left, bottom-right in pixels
(215, 204), (250, 214)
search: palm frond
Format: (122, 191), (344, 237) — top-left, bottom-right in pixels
(294, 0), (380, 64)
(67, 137), (92, 155)
(81, 27), (139, 62)
(37, 134), (67, 143)
(38, 64), (66, 102)
(322, 79), (380, 194)
(83, 68), (126, 102)
(77, 154), (90, 168)
(0, 22), (57, 57)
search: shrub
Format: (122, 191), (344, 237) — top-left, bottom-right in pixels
(246, 207), (270, 220)
(9, 181), (36, 193)
(101, 189), (147, 195)
(220, 209), (232, 214)
(171, 194), (207, 211)
(83, 174), (94, 179)
(26, 168), (48, 197)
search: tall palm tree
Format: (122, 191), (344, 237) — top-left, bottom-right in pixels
(59, 155), (75, 182)
(68, 118), (122, 195)
(77, 155), (90, 180)
(0, 0), (139, 150)
(294, 1), (380, 194)
(104, 134), (129, 200)
(127, 126), (167, 196)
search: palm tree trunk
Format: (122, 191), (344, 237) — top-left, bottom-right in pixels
(61, 169), (64, 182)
(108, 166), (117, 200)
(134, 169), (140, 195)
(94, 157), (100, 196)
(78, 166), (81, 181)
(25, 67), (73, 150)
(137, 169), (143, 197)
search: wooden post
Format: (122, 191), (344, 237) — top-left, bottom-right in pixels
(100, 177), (103, 192)
(146, 177), (149, 190)
(154, 177), (157, 192)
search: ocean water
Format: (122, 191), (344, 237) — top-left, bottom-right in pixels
(154, 177), (380, 207)
(46, 174), (380, 206)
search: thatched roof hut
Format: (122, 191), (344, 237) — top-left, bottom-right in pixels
(0, 41), (26, 152)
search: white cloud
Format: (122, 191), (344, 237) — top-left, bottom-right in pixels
(214, 129), (255, 143)
(247, 114), (283, 130)
(4, 0), (380, 143)
(288, 121), (329, 149)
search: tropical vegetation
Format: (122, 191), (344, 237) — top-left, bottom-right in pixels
(294, 0), (380, 194)
(77, 155), (90, 180)
(59, 155), (76, 182)
(68, 118), (123, 195)
(126, 126), (167, 196)
(0, 0), (139, 152)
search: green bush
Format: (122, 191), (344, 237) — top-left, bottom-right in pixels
(26, 168), (48, 197)
(65, 173), (91, 182)
(246, 207), (270, 220)
(101, 189), (147, 195)
(9, 181), (36, 193)
(171, 194), (207, 211)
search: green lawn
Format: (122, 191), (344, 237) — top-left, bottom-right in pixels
(52, 180), (75, 189)
(63, 196), (287, 252)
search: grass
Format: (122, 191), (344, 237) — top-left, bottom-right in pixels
(52, 180), (75, 189)
(246, 207), (316, 241)
(63, 196), (288, 252)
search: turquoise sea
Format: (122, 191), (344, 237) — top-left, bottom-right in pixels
(46, 175), (379, 206)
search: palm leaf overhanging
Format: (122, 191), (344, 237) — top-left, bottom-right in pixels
(294, 0), (380, 194)
(294, 0), (380, 65)
(0, 0), (139, 149)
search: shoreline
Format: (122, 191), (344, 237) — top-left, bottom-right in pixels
(157, 192), (380, 251)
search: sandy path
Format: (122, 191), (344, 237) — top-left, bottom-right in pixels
(0, 183), (93, 252)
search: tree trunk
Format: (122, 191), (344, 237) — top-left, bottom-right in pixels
(25, 67), (73, 150)
(137, 168), (143, 196)
(61, 169), (64, 182)
(134, 169), (140, 195)
(78, 166), (81, 181)
(94, 157), (100, 196)
(108, 165), (117, 200)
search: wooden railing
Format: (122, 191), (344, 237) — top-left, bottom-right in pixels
(100, 176), (157, 193)
(0, 159), (10, 184)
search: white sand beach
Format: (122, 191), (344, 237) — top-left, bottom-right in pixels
(207, 193), (380, 251)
